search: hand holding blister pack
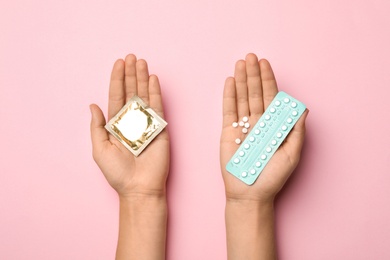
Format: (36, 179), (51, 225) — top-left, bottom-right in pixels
(105, 95), (167, 157)
(226, 91), (306, 185)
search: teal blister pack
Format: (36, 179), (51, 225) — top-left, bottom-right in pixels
(226, 91), (306, 185)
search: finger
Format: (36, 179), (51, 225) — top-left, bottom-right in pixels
(259, 59), (278, 110)
(124, 54), (137, 101)
(108, 59), (125, 120)
(148, 74), (165, 118)
(90, 104), (109, 156)
(223, 77), (238, 128)
(283, 109), (309, 157)
(136, 59), (150, 104)
(234, 60), (249, 119)
(245, 53), (264, 116)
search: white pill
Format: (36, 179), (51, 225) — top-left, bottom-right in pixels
(239, 151), (245, 157)
(254, 129), (260, 135)
(265, 115), (271, 120)
(271, 140), (277, 145)
(284, 97), (290, 103)
(276, 132), (282, 138)
(244, 122), (250, 128)
(241, 171), (248, 177)
(292, 111), (298, 116)
(266, 147), (272, 153)
(291, 102), (297, 108)
(275, 100), (281, 106)
(270, 108), (276, 113)
(234, 158), (240, 164)
(235, 138), (241, 144)
(261, 154), (267, 160)
(255, 161), (262, 167)
(242, 116), (249, 122)
(250, 169), (256, 175)
(259, 122), (265, 128)
(249, 136), (255, 142)
(281, 125), (287, 131)
(242, 128), (248, 134)
(287, 118), (293, 124)
(239, 121), (245, 126)
(244, 144), (250, 149)
(232, 122), (238, 127)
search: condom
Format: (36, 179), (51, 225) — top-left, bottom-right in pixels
(105, 95), (167, 156)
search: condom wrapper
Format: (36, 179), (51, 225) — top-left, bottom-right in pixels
(105, 95), (167, 157)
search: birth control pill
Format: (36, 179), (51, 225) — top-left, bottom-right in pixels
(242, 128), (248, 134)
(244, 122), (250, 128)
(276, 132), (282, 138)
(261, 154), (267, 160)
(250, 169), (256, 175)
(292, 111), (298, 116)
(244, 144), (250, 149)
(234, 158), (240, 164)
(270, 108), (276, 113)
(281, 125), (287, 131)
(266, 147), (272, 153)
(255, 161), (262, 167)
(239, 151), (245, 157)
(284, 97), (290, 103)
(241, 171), (248, 177)
(271, 139), (277, 145)
(249, 136), (255, 142)
(232, 122), (238, 127)
(235, 138), (241, 144)
(265, 115), (271, 120)
(286, 118), (293, 124)
(239, 121), (244, 126)
(242, 116), (249, 122)
(291, 102), (297, 108)
(259, 122), (265, 128)
(275, 100), (281, 106)
(254, 129), (260, 135)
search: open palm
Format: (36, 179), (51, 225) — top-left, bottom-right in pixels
(90, 54), (169, 197)
(220, 54), (308, 202)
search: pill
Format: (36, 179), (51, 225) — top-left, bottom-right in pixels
(292, 111), (298, 116)
(259, 122), (265, 128)
(266, 147), (272, 153)
(261, 154), (267, 160)
(241, 171), (248, 177)
(291, 102), (297, 108)
(235, 138), (241, 144)
(286, 118), (293, 124)
(249, 136), (255, 142)
(244, 144), (250, 149)
(270, 108), (276, 113)
(275, 100), (281, 106)
(255, 161), (262, 167)
(242, 116), (249, 122)
(271, 140), (277, 145)
(250, 169), (256, 175)
(281, 125), (287, 131)
(242, 128), (248, 134)
(232, 122), (238, 127)
(254, 129), (260, 135)
(239, 121), (245, 126)
(234, 158), (240, 164)
(276, 132), (282, 138)
(244, 122), (250, 128)
(265, 115), (271, 120)
(284, 97), (290, 103)
(239, 151), (245, 157)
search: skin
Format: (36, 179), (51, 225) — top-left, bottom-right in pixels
(90, 54), (169, 260)
(90, 53), (308, 260)
(220, 53), (308, 260)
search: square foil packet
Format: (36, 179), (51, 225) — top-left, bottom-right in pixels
(105, 95), (167, 157)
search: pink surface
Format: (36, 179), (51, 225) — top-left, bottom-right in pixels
(1, 0), (390, 259)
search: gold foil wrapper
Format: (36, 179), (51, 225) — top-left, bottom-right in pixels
(105, 95), (167, 156)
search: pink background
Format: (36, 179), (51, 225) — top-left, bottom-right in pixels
(1, 0), (390, 259)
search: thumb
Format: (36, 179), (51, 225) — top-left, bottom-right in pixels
(90, 104), (109, 152)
